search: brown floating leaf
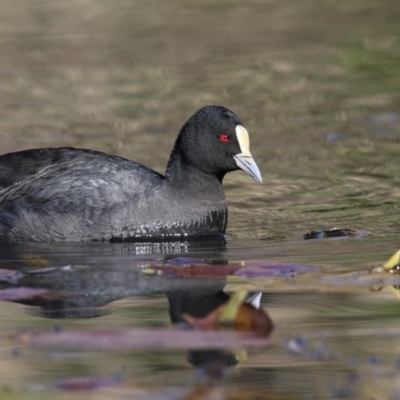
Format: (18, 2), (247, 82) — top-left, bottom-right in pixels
(143, 260), (316, 279)
(183, 386), (299, 400)
(20, 256), (50, 267)
(0, 287), (50, 301)
(303, 228), (367, 240)
(183, 289), (273, 336)
(14, 328), (268, 350)
(183, 305), (225, 330)
(234, 303), (273, 335)
(143, 264), (240, 278)
(184, 304), (273, 336)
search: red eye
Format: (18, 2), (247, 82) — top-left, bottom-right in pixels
(219, 134), (229, 143)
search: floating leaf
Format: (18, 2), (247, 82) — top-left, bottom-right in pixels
(219, 289), (248, 323)
(55, 375), (122, 391)
(388, 286), (400, 299)
(183, 289), (273, 336)
(234, 303), (274, 335)
(303, 228), (368, 240)
(382, 249), (400, 271)
(14, 327), (269, 350)
(143, 261), (316, 280)
(0, 287), (50, 301)
(25, 267), (57, 275)
(369, 249), (400, 278)
(235, 261), (317, 278)
(321, 270), (400, 288)
(182, 386), (298, 400)
(183, 305), (226, 331)
(0, 269), (24, 283)
(19, 256), (50, 267)
(143, 264), (239, 278)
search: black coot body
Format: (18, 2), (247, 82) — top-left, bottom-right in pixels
(0, 106), (261, 242)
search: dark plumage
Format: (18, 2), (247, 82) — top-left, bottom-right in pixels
(0, 105), (261, 242)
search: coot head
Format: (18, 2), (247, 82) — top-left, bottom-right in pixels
(166, 105), (262, 183)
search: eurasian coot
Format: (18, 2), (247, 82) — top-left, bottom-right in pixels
(0, 105), (261, 242)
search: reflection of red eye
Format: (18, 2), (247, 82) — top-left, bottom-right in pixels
(220, 134), (229, 143)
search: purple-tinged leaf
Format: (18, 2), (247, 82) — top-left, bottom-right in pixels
(0, 269), (24, 283)
(55, 374), (122, 391)
(234, 261), (317, 278)
(0, 287), (50, 301)
(16, 327), (269, 351)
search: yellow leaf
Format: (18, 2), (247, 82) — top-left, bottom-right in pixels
(219, 289), (248, 323)
(383, 249), (400, 270)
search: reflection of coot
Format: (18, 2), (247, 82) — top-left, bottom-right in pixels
(0, 106), (261, 242)
(0, 237), (228, 319)
(15, 297), (107, 319)
(167, 286), (239, 372)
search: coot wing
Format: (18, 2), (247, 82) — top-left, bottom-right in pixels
(0, 147), (163, 190)
(0, 148), (67, 189)
(0, 148), (164, 241)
